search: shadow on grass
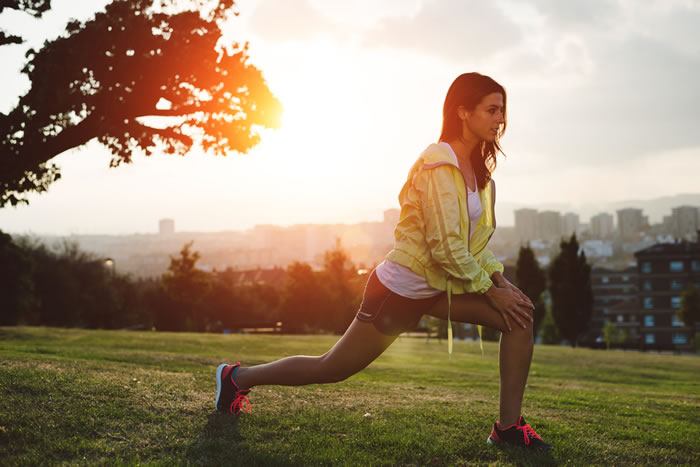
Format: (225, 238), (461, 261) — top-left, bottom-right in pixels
(184, 412), (558, 466)
(185, 413), (244, 463)
(493, 443), (557, 467)
(0, 328), (35, 341)
(184, 412), (296, 466)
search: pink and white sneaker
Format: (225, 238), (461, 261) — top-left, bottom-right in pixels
(487, 416), (552, 450)
(215, 362), (252, 415)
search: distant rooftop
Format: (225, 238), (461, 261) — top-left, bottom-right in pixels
(592, 265), (638, 273)
(634, 240), (700, 256)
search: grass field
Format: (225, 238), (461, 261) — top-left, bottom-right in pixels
(1, 326), (699, 466)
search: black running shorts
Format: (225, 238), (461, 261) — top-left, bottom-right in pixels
(355, 269), (444, 336)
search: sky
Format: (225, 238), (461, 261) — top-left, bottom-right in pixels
(1, 0), (699, 235)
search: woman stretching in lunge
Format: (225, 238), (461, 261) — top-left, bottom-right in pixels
(215, 73), (552, 450)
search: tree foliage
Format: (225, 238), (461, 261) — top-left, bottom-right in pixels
(678, 284), (700, 342)
(0, 0), (52, 45)
(320, 243), (361, 333)
(0, 230), (36, 324)
(0, 232), (368, 335)
(281, 261), (326, 333)
(0, 230), (149, 328)
(158, 240), (212, 331)
(540, 306), (560, 345)
(161, 241), (211, 304)
(602, 322), (627, 350)
(0, 0), (281, 206)
(515, 245), (547, 337)
(549, 234), (593, 347)
(280, 242), (362, 335)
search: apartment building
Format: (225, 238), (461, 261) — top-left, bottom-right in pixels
(514, 208), (538, 244)
(633, 241), (700, 349)
(590, 212), (614, 239)
(585, 266), (638, 345)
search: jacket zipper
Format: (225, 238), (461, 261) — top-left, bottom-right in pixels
(473, 180), (497, 257)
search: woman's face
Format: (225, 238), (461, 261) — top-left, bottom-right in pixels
(460, 92), (505, 143)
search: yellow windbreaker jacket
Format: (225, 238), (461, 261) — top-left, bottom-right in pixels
(385, 142), (504, 295)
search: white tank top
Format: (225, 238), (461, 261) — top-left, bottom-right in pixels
(376, 142), (482, 299)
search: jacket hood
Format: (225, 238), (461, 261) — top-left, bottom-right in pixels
(420, 143), (459, 169)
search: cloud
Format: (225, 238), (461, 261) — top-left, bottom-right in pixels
(244, 0), (700, 166)
(247, 0), (338, 43)
(362, 0), (522, 63)
(506, 34), (700, 162)
(478, 0), (700, 165)
(624, 2), (700, 58)
(526, 0), (621, 29)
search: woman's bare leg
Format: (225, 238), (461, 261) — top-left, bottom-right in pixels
(426, 293), (533, 428)
(233, 319), (398, 389)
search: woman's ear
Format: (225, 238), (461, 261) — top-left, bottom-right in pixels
(457, 105), (469, 121)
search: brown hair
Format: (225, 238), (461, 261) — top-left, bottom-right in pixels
(439, 72), (507, 187)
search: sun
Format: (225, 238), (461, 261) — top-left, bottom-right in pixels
(261, 46), (373, 190)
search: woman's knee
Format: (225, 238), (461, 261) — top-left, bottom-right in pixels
(502, 321), (534, 343)
(316, 353), (356, 384)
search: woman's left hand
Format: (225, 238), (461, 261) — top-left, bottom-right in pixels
(493, 274), (534, 311)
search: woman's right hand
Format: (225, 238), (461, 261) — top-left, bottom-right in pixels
(484, 284), (534, 332)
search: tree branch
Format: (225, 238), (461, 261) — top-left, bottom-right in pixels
(0, 29), (23, 45)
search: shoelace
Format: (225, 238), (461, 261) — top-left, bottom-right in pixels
(518, 424), (543, 445)
(228, 364), (252, 415)
(230, 389), (252, 415)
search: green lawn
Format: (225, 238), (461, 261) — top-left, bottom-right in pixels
(1, 326), (698, 466)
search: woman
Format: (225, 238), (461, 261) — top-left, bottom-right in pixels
(215, 73), (552, 451)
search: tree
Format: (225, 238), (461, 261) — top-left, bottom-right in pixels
(0, 0), (282, 206)
(515, 245), (547, 337)
(602, 322), (627, 350)
(160, 241), (212, 331)
(282, 261), (325, 333)
(549, 234), (593, 347)
(9, 235), (128, 328)
(678, 284), (700, 345)
(319, 242), (361, 334)
(540, 307), (560, 345)
(247, 282), (281, 323)
(0, 0), (52, 46)
(0, 230), (37, 325)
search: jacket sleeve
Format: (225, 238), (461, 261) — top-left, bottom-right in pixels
(415, 165), (493, 294)
(478, 248), (505, 276)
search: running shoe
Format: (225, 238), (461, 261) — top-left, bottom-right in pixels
(487, 415), (552, 450)
(215, 362), (252, 415)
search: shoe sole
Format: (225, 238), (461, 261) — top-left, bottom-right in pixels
(487, 435), (552, 450)
(215, 363), (227, 412)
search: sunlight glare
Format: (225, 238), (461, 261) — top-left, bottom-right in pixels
(263, 41), (375, 199)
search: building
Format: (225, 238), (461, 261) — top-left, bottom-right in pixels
(537, 210), (562, 242)
(662, 215), (674, 236)
(633, 241), (700, 349)
(581, 240), (614, 260)
(514, 208), (538, 243)
(561, 212), (580, 238)
(584, 266), (639, 346)
(159, 218), (175, 235)
(590, 212), (614, 239)
(616, 208), (644, 240)
(670, 206), (699, 241)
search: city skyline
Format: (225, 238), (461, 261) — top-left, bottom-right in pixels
(13, 197), (697, 281)
(1, 0), (699, 235)
(4, 191), (699, 237)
